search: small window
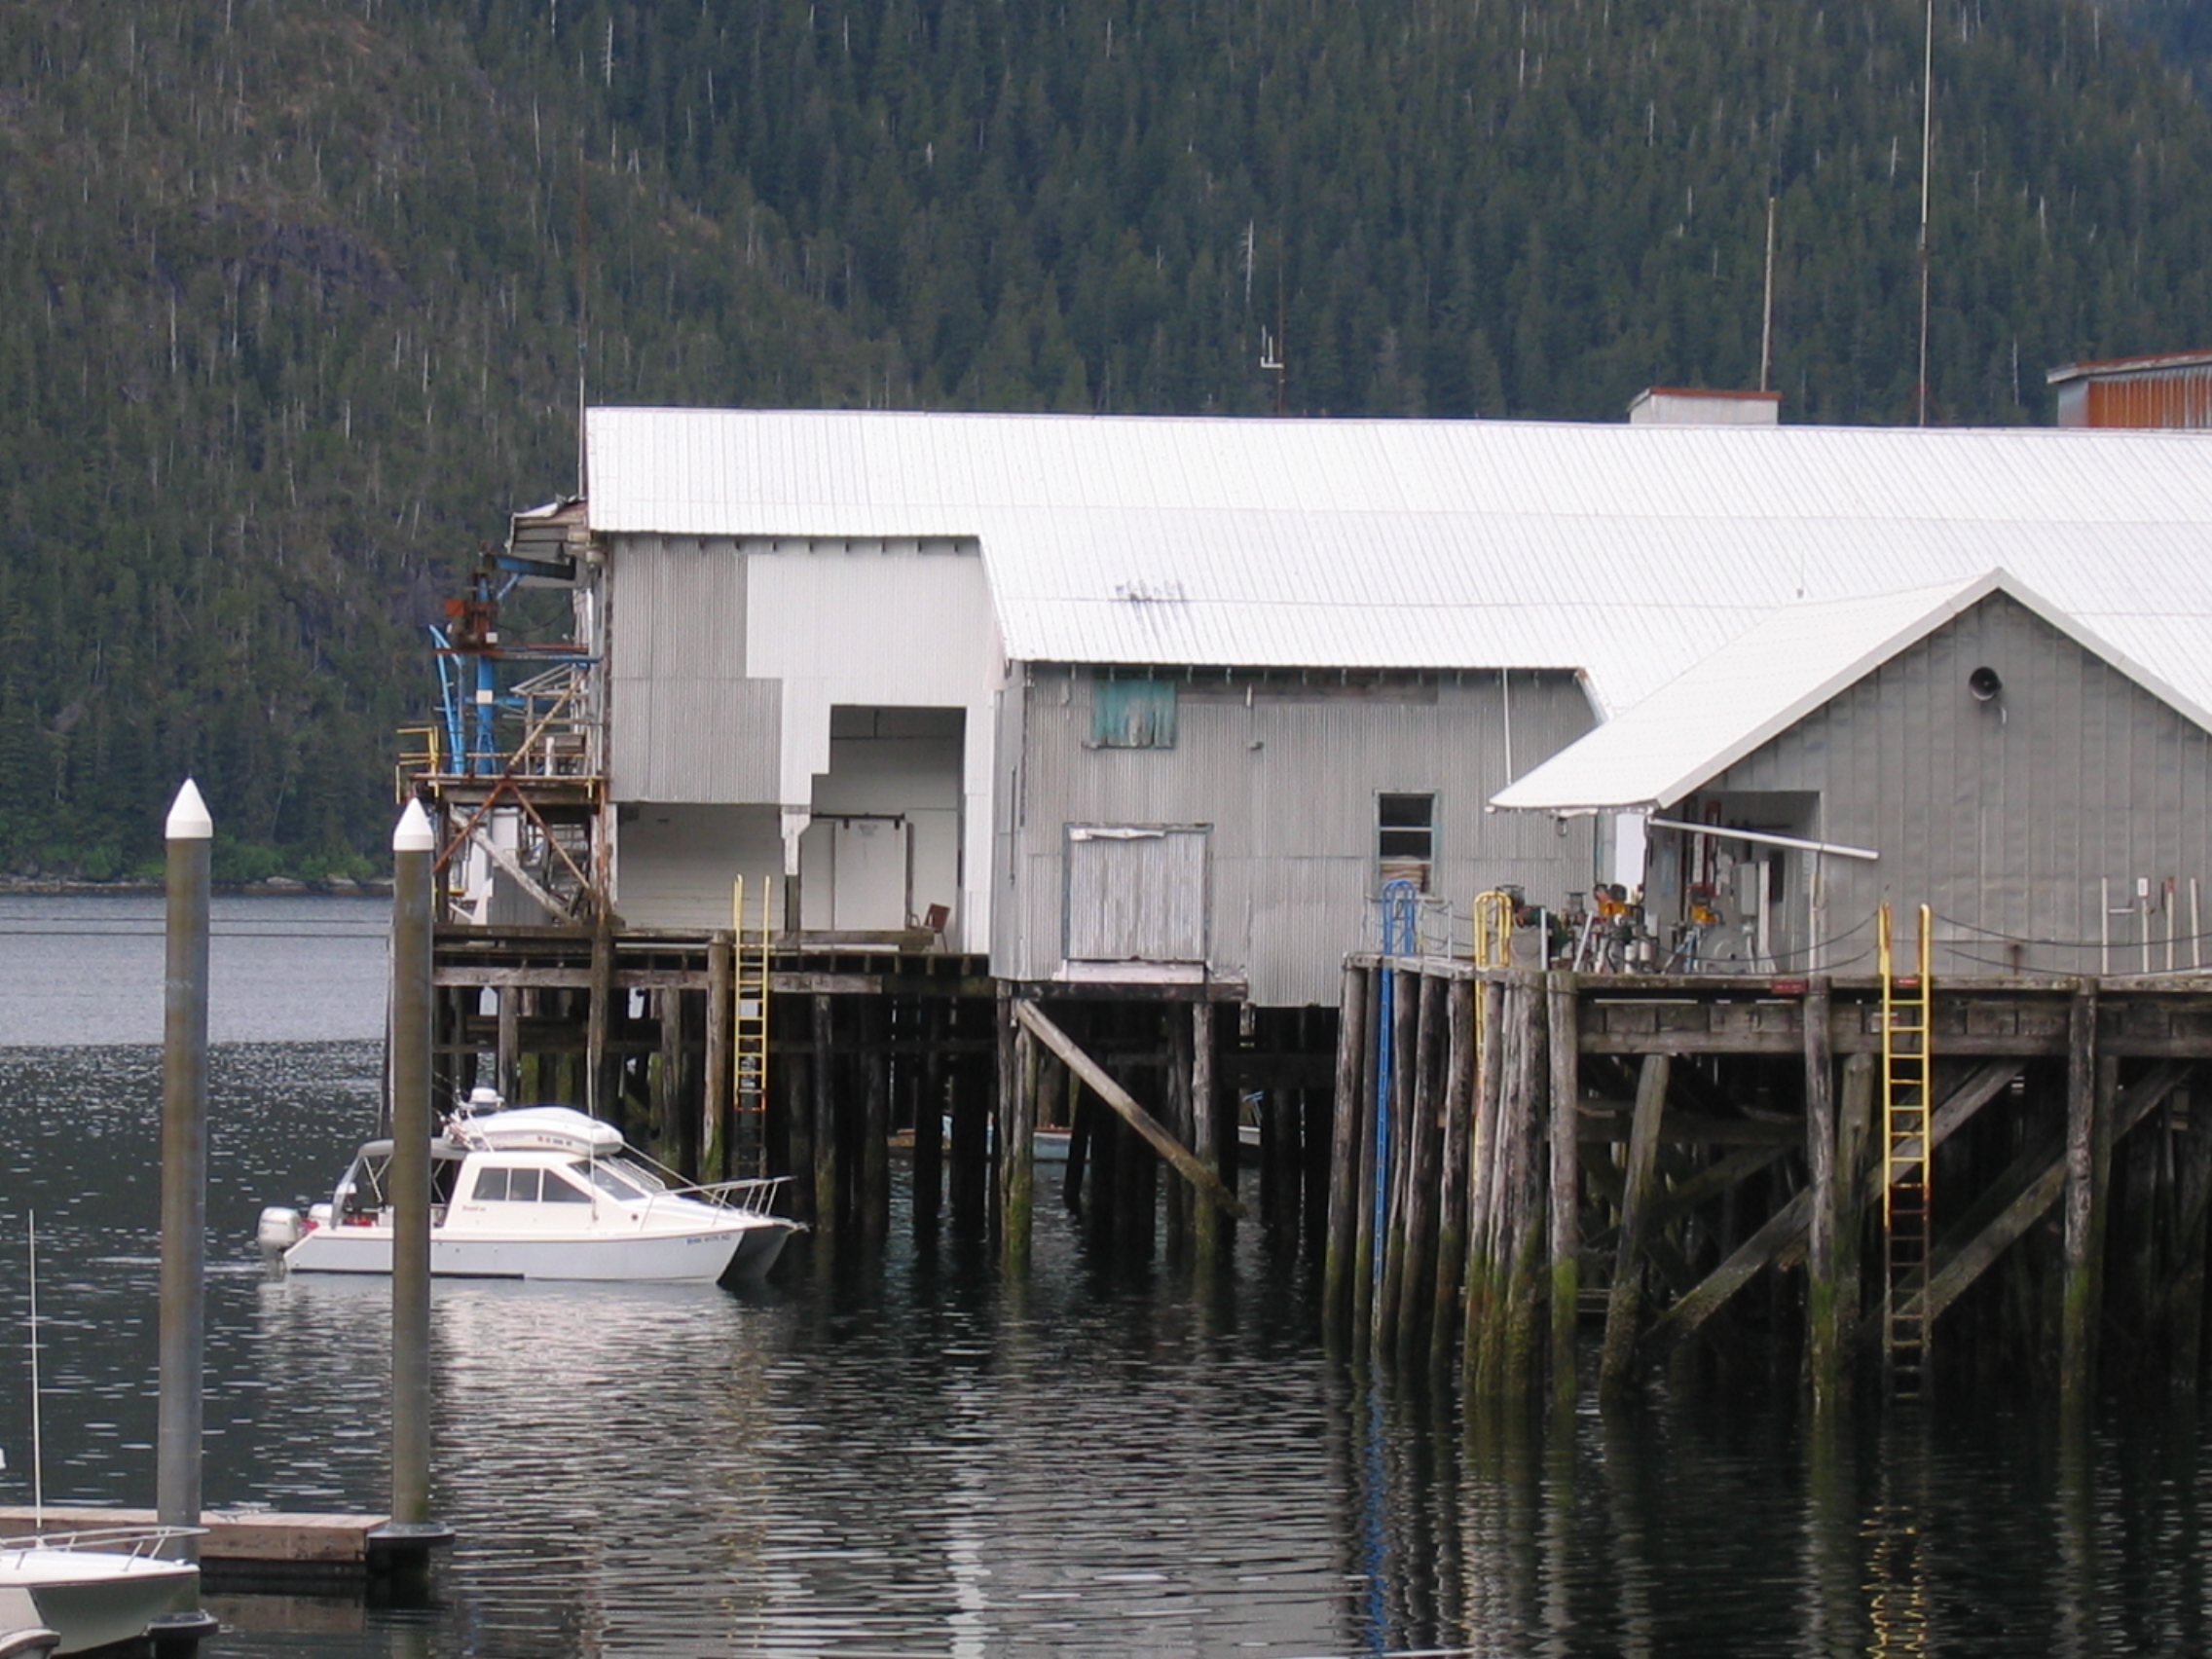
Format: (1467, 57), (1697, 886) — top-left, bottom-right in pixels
(506, 1166), (542, 1203)
(1093, 679), (1177, 748)
(541, 1171), (592, 1203)
(472, 1166), (509, 1202)
(1379, 793), (1435, 892)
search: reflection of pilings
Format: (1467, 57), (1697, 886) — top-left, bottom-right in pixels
(1864, 1424), (1933, 1659)
(1801, 1406), (1866, 1657)
(2053, 1417), (2097, 1659)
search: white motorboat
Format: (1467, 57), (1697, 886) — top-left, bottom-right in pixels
(0, 1526), (198, 1656)
(258, 1097), (802, 1284)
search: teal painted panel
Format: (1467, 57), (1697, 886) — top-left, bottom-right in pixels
(1093, 679), (1177, 748)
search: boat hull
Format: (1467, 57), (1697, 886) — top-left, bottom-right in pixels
(285, 1221), (790, 1283)
(0, 1549), (195, 1656)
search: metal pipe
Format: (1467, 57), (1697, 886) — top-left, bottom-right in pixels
(1645, 817), (1879, 861)
(390, 798), (435, 1526)
(158, 781), (211, 1559)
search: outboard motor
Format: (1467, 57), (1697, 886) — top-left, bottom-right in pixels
(256, 1205), (304, 1272)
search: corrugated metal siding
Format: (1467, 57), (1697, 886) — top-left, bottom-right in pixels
(612, 803), (785, 930)
(1699, 594), (2212, 977)
(1065, 830), (1207, 960)
(608, 535), (780, 801)
(586, 408), (2212, 715)
(1004, 670), (1598, 1003)
(2083, 368), (2212, 429)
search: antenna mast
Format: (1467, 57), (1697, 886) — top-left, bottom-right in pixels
(1759, 195), (1777, 393)
(1915, 0), (1935, 426)
(1259, 264), (1286, 416)
(576, 144), (590, 494)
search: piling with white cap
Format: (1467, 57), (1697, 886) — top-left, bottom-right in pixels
(389, 798), (435, 1527)
(157, 780), (211, 1555)
(373, 796), (452, 1586)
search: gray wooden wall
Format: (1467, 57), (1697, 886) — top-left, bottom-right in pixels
(993, 667), (1600, 1006)
(1693, 592), (2212, 977)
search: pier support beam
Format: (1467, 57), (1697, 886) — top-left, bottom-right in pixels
(1193, 1001), (1221, 1272)
(1014, 1000), (1248, 1221)
(703, 934), (732, 1182)
(1546, 972), (1581, 1406)
(1431, 977), (1477, 1371)
(2061, 985), (2108, 1413)
(1599, 1052), (1670, 1398)
(1804, 977), (1844, 1408)
(1324, 964), (1367, 1333)
(812, 994), (837, 1246)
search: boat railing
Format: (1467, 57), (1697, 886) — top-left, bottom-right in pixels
(0, 1523), (205, 1558)
(634, 1174), (793, 1223)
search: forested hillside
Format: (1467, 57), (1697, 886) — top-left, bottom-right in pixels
(5, 0), (2212, 878)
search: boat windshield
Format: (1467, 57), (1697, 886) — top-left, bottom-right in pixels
(577, 1160), (653, 1200)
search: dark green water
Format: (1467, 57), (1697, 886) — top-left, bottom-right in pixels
(2, 899), (2209, 1656)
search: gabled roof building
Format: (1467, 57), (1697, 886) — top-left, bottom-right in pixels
(466, 408), (2212, 999)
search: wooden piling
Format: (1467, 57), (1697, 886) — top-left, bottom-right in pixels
(2061, 984), (2104, 1412)
(1835, 1052), (1874, 1367)
(1546, 972), (1580, 1405)
(703, 935), (732, 1182)
(1377, 968), (1419, 1348)
(1353, 965), (1383, 1338)
(1803, 976), (1843, 1405)
(863, 998), (891, 1252)
(1430, 977), (1477, 1370)
(2170, 1082), (2212, 1391)
(1003, 1020), (1037, 1273)
(1396, 972), (1448, 1364)
(1193, 1001), (1221, 1272)
(1165, 1014), (1194, 1260)
(812, 994), (838, 1246)
(655, 990), (684, 1170)
(1599, 1052), (1671, 1398)
(587, 920), (614, 1119)
(915, 996), (946, 1235)
(950, 1007), (991, 1236)
(496, 987), (521, 1103)
(1460, 972), (1507, 1383)
(1325, 963), (1368, 1333)
(1499, 974), (1549, 1391)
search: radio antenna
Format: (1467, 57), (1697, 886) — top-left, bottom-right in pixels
(1915, 0), (1935, 425)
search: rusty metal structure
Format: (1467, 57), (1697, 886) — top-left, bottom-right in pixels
(2047, 350), (2212, 428)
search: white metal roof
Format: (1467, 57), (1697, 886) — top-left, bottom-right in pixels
(1489, 571), (2212, 814)
(584, 407), (2212, 714)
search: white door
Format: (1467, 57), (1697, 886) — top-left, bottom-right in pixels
(832, 817), (910, 930)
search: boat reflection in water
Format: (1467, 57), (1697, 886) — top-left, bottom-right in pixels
(256, 1095), (802, 1284)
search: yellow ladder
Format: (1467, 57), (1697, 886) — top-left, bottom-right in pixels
(732, 877), (775, 1178)
(1879, 902), (1934, 1396)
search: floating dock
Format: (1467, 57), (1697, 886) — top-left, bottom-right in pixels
(0, 1508), (395, 1587)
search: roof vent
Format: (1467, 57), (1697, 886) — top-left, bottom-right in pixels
(1627, 387), (1782, 426)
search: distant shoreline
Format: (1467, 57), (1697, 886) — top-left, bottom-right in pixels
(0, 877), (395, 898)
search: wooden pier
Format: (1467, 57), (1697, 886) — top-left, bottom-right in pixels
(1328, 956), (2212, 1405)
(425, 921), (2212, 1403)
(425, 927), (1333, 1264)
